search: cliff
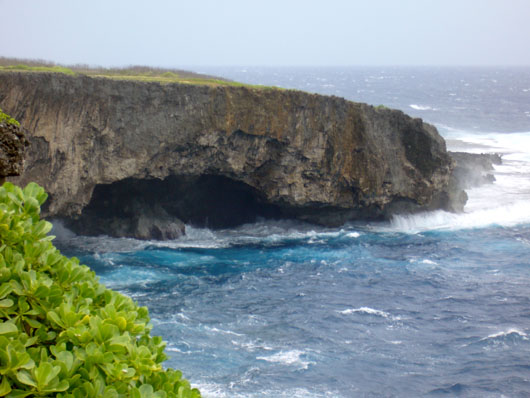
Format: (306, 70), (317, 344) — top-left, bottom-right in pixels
(0, 71), (464, 238)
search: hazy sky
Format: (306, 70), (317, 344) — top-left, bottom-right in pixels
(1, 0), (529, 67)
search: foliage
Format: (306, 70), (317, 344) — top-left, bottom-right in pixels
(0, 182), (200, 398)
(0, 109), (20, 127)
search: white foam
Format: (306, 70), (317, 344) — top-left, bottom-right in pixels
(256, 349), (314, 369)
(195, 383), (341, 398)
(231, 340), (274, 352)
(389, 199), (530, 233)
(338, 307), (391, 318)
(144, 220), (350, 250)
(383, 128), (530, 232)
(443, 129), (530, 162)
(410, 104), (436, 111)
(421, 259), (437, 265)
(204, 326), (244, 337)
(481, 328), (528, 341)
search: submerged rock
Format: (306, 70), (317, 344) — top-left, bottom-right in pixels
(0, 72), (465, 239)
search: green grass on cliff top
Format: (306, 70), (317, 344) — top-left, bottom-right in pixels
(0, 57), (280, 90)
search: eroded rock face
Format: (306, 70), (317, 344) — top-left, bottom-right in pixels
(0, 121), (28, 181)
(0, 72), (465, 238)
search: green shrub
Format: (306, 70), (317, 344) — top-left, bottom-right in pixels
(0, 182), (200, 398)
(0, 109), (20, 127)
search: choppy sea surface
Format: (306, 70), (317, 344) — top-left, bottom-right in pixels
(56, 67), (530, 397)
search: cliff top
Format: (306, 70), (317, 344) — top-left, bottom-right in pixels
(0, 57), (280, 90)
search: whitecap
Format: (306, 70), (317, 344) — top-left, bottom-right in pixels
(204, 326), (244, 337)
(421, 259), (437, 265)
(256, 349), (314, 369)
(195, 383), (341, 398)
(481, 328), (528, 341)
(388, 199), (530, 233)
(338, 307), (391, 318)
(409, 104), (435, 111)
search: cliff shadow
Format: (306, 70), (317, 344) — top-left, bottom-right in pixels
(66, 175), (284, 239)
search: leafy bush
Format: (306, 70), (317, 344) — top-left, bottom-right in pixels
(0, 109), (20, 127)
(0, 182), (200, 398)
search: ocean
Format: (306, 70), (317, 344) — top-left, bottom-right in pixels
(55, 67), (530, 397)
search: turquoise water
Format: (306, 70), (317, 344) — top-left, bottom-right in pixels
(56, 67), (530, 397)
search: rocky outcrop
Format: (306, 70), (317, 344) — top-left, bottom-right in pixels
(0, 72), (465, 238)
(449, 152), (502, 189)
(0, 118), (28, 182)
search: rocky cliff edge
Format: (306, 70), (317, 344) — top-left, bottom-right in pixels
(0, 72), (465, 238)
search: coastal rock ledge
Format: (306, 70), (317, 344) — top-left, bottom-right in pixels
(0, 72), (464, 239)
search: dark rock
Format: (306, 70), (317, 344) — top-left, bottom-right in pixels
(0, 121), (29, 181)
(0, 72), (466, 239)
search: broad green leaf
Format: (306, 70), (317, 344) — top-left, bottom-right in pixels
(4, 389), (32, 398)
(15, 371), (36, 388)
(23, 197), (40, 216)
(0, 323), (17, 336)
(33, 362), (62, 391)
(0, 376), (11, 396)
(22, 183), (42, 200)
(0, 284), (11, 299)
(24, 318), (42, 329)
(102, 387), (119, 398)
(41, 379), (68, 393)
(33, 221), (52, 238)
(54, 351), (74, 373)
(0, 299), (13, 308)
(46, 311), (64, 328)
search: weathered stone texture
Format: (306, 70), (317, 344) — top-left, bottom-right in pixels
(0, 121), (28, 181)
(0, 72), (465, 236)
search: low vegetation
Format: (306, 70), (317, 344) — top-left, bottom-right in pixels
(0, 108), (20, 127)
(0, 57), (278, 89)
(0, 181), (201, 398)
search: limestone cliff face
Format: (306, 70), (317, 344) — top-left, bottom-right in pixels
(0, 72), (463, 235)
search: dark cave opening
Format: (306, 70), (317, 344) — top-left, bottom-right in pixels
(70, 175), (284, 237)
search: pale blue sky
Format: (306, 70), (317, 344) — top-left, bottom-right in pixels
(1, 0), (529, 67)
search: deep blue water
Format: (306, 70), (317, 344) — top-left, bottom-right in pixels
(56, 67), (530, 397)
